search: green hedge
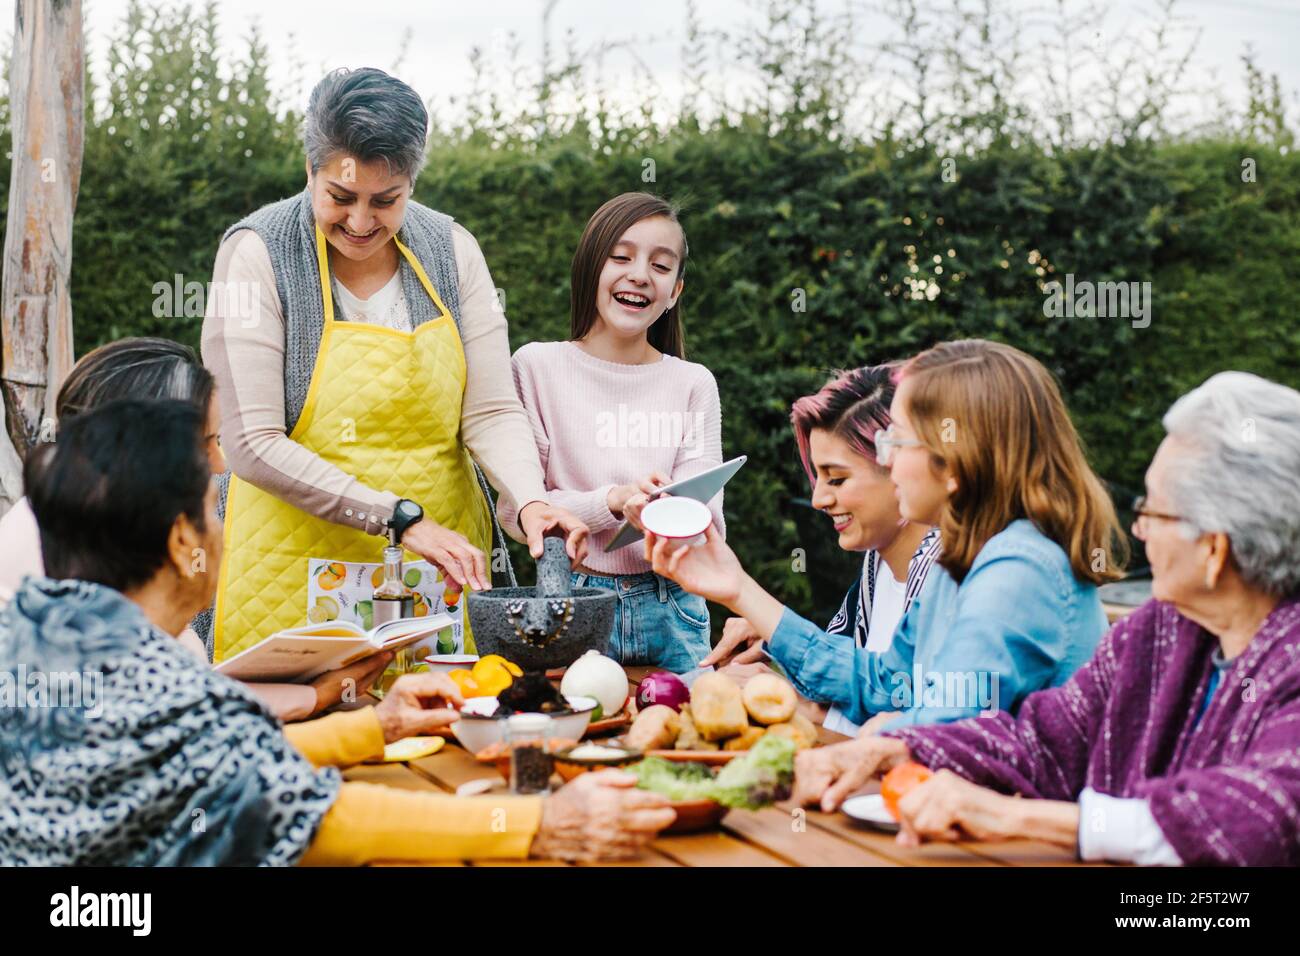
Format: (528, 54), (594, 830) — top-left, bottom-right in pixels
(3, 3), (1297, 629)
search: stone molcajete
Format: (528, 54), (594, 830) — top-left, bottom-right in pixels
(467, 535), (616, 670)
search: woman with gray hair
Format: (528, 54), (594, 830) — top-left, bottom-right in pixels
(200, 68), (588, 663)
(791, 371), (1300, 866)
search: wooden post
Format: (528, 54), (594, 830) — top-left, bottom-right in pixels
(0, 0), (83, 518)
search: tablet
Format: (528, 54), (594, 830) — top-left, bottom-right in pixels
(602, 455), (747, 553)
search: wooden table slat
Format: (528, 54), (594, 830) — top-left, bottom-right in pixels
(721, 806), (901, 867)
(343, 763), (449, 791)
(785, 803), (1002, 867)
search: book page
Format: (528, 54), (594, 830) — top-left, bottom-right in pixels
(305, 556), (466, 653)
(215, 635), (370, 683)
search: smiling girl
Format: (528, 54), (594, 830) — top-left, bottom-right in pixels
(498, 193), (724, 672)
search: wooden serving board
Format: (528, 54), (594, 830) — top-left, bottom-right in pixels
(646, 749), (740, 765)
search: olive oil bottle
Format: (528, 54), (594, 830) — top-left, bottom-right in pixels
(372, 527), (416, 696)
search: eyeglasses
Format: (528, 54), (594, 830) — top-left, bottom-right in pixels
(1130, 495), (1182, 541)
(874, 426), (923, 467)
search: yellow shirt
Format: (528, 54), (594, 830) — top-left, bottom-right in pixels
(284, 708), (543, 866)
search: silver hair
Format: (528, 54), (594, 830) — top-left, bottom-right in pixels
(303, 68), (428, 181)
(1161, 371), (1300, 596)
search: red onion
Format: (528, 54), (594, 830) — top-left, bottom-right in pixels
(636, 671), (690, 712)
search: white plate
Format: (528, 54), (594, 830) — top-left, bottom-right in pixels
(840, 793), (900, 832)
(641, 496), (712, 540)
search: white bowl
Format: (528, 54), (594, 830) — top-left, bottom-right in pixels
(641, 496), (712, 544)
(424, 654), (478, 675)
(840, 793), (900, 832)
(450, 695), (599, 756)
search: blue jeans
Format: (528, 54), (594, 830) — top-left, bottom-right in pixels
(571, 570), (711, 674)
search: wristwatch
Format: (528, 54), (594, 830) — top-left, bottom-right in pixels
(388, 498), (424, 541)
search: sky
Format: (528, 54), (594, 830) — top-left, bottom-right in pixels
(2, 0), (1299, 130)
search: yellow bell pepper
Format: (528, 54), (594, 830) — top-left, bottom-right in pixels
(477, 654), (523, 678)
(470, 657), (515, 697)
(447, 668), (480, 698)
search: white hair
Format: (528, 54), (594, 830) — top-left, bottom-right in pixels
(1162, 371), (1300, 596)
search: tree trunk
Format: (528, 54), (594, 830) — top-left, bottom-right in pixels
(0, 0), (83, 519)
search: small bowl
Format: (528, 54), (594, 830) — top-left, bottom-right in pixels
(553, 743), (644, 781)
(449, 694), (599, 755)
(641, 497), (712, 547)
(662, 798), (729, 834)
(423, 653), (479, 675)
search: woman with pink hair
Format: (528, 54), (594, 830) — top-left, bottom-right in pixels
(700, 364), (940, 733)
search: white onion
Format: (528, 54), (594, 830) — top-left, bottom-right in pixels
(560, 650), (628, 716)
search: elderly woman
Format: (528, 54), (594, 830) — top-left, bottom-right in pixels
(0, 399), (673, 865)
(792, 371), (1300, 867)
(199, 66), (586, 663)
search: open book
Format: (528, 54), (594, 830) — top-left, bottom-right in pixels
(214, 613), (454, 683)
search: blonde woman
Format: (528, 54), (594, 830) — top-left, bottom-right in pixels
(647, 339), (1126, 730)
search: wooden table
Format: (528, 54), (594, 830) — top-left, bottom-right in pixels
(346, 666), (1103, 867)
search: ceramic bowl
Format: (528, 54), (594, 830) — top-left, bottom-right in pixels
(423, 654), (478, 675)
(641, 496), (712, 547)
(552, 743), (644, 781)
(449, 694), (599, 755)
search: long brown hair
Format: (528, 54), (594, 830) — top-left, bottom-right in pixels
(899, 339), (1126, 584)
(569, 192), (688, 359)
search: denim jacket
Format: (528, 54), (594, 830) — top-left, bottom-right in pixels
(766, 519), (1107, 731)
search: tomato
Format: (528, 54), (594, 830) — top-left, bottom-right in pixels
(880, 761), (933, 821)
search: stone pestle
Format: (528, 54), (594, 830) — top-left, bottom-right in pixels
(535, 535), (573, 599)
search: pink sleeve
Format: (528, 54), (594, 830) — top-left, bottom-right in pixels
(496, 348), (620, 537)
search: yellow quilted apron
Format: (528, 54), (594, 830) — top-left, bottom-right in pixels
(212, 226), (491, 662)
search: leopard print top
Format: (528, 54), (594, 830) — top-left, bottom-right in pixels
(0, 577), (339, 866)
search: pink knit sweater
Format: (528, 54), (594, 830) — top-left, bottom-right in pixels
(498, 341), (727, 575)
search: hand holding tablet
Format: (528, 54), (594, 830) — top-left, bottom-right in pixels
(603, 455), (747, 553)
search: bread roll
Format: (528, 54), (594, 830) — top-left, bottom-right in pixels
(690, 672), (750, 741)
(674, 705), (720, 751)
(627, 704), (681, 750)
(741, 673), (798, 725)
(764, 712), (818, 750)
